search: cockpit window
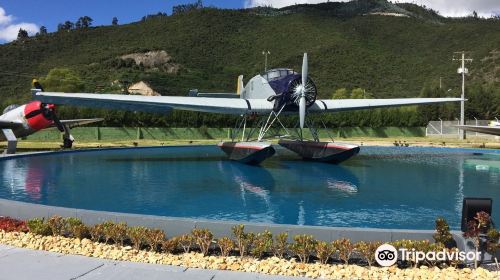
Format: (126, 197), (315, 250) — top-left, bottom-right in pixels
(263, 68), (295, 81)
(267, 70), (280, 80)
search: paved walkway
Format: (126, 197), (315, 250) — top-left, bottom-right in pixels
(0, 245), (308, 280)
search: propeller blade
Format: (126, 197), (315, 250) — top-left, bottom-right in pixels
(299, 53), (308, 130)
(25, 109), (44, 119)
(299, 96), (306, 129)
(51, 111), (65, 132)
(302, 53), (308, 87)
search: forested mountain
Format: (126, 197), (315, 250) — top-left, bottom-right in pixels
(0, 0), (498, 127)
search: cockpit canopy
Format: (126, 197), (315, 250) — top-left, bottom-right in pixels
(3, 104), (19, 115)
(262, 68), (297, 81)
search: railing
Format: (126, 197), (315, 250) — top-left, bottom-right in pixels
(426, 119), (498, 138)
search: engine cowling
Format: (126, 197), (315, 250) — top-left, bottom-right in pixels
(270, 75), (317, 112)
(24, 101), (54, 131)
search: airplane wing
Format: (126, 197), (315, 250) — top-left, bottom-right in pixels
(34, 92), (461, 115)
(58, 118), (104, 129)
(34, 92), (272, 114)
(0, 120), (23, 129)
(314, 98), (463, 112)
(454, 125), (500, 136)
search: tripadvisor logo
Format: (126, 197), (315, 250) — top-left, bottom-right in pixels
(375, 243), (481, 267)
(375, 244), (398, 267)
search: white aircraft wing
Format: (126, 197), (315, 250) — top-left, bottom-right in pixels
(455, 125), (500, 136)
(34, 92), (461, 115)
(58, 118), (105, 129)
(34, 92), (273, 115)
(0, 120), (23, 129)
(313, 98), (463, 112)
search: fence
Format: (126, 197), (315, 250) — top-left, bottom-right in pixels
(426, 119), (499, 139)
(20, 127), (427, 142)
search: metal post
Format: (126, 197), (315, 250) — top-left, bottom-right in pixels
(474, 116), (478, 136)
(453, 51), (472, 140)
(439, 118), (443, 135)
(262, 51), (270, 72)
(460, 52), (465, 140)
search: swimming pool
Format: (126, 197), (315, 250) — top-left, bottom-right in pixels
(1, 146), (499, 230)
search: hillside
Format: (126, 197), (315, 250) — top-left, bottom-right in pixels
(0, 0), (498, 127)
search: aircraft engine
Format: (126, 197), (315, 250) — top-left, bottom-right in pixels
(287, 76), (317, 109)
(24, 101), (57, 131)
(267, 75), (317, 112)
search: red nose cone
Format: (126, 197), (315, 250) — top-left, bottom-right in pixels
(24, 101), (54, 131)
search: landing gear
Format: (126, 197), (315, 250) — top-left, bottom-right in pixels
(218, 108), (360, 165)
(61, 124), (74, 149)
(1, 129), (17, 155)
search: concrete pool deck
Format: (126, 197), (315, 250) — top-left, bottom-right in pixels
(0, 244), (308, 280)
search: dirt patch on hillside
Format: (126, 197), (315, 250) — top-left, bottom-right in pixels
(120, 50), (181, 73)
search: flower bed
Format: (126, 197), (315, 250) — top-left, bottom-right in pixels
(0, 216), (498, 279)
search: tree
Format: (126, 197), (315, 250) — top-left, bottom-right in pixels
(39, 26), (48, 35)
(63, 21), (75, 30)
(76, 16), (93, 29)
(350, 88), (373, 99)
(112, 17), (118, 26)
(332, 88), (349, 99)
(17, 28), (29, 40)
(39, 68), (85, 92)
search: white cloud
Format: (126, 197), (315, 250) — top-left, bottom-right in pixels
(244, 0), (500, 17)
(0, 6), (38, 42)
(0, 7), (13, 25)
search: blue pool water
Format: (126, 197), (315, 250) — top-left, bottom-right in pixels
(1, 146), (499, 230)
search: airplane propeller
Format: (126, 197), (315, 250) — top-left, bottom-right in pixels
(299, 53), (308, 130)
(25, 103), (74, 148)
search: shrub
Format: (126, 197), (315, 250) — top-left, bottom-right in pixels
(433, 217), (454, 246)
(71, 224), (90, 240)
(127, 226), (147, 250)
(192, 228), (213, 256)
(232, 225), (255, 257)
(217, 237), (235, 257)
(145, 228), (166, 252)
(424, 242), (444, 267)
(272, 232), (288, 259)
(333, 238), (354, 265)
(486, 228), (500, 268)
(89, 224), (105, 242)
(251, 230), (273, 259)
(354, 241), (381, 268)
(27, 218), (52, 236)
(109, 222), (128, 246)
(65, 217), (85, 238)
(316, 241), (335, 264)
(0, 217), (28, 232)
(178, 234), (194, 253)
(289, 235), (317, 263)
(48, 215), (66, 236)
(162, 238), (178, 254)
(101, 221), (116, 244)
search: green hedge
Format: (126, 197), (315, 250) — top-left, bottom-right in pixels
(23, 127), (425, 141)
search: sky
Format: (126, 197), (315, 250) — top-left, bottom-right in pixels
(1, 0), (499, 43)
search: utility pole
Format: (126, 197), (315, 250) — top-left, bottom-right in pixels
(453, 51), (472, 140)
(262, 50), (270, 72)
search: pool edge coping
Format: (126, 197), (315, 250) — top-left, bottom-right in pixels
(0, 197), (469, 253)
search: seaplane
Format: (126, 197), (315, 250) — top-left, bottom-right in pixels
(0, 80), (103, 154)
(33, 53), (462, 164)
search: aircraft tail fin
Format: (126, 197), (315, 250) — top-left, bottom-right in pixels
(236, 75), (244, 96)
